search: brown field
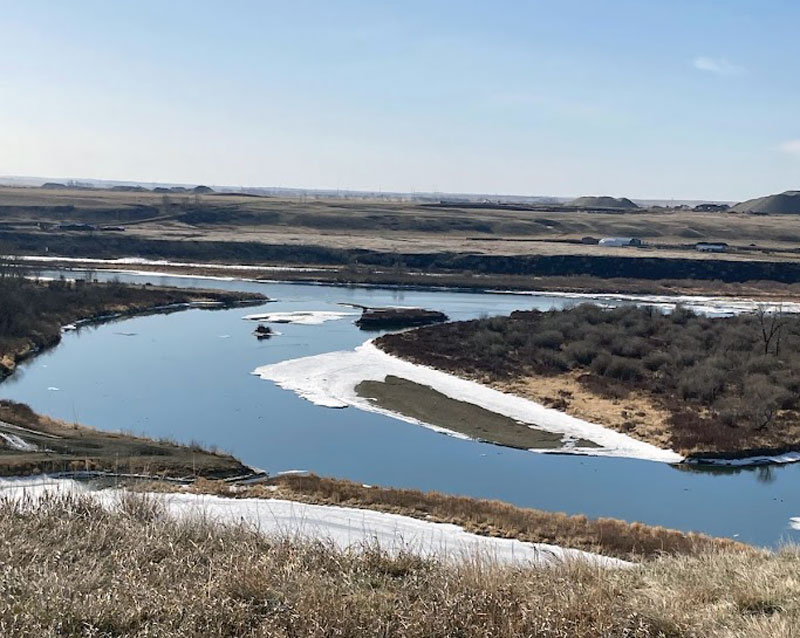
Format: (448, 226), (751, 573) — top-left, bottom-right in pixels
(4, 185), (800, 260)
(497, 373), (676, 450)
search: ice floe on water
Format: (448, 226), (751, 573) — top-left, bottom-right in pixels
(0, 477), (630, 568)
(490, 290), (800, 317)
(252, 341), (684, 463)
(243, 310), (357, 325)
(687, 451), (800, 467)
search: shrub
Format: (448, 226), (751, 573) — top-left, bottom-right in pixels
(530, 329), (563, 350)
(643, 350), (671, 372)
(564, 340), (600, 366)
(604, 356), (644, 382)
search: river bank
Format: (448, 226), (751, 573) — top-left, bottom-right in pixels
(12, 253), (800, 301)
(4, 268), (799, 547)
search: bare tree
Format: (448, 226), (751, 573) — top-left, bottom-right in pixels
(755, 304), (787, 356)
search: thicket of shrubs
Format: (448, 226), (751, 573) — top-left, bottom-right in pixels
(378, 304), (800, 451)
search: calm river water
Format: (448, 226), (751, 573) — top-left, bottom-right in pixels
(2, 269), (798, 547)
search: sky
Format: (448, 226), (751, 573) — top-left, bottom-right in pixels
(1, 0), (798, 201)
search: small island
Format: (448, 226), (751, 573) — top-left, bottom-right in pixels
(375, 303), (800, 461)
(354, 306), (448, 330)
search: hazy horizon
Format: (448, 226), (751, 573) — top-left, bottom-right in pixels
(2, 1), (798, 201)
(0, 172), (740, 205)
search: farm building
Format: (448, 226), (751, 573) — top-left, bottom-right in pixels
(695, 242), (728, 253)
(598, 237), (643, 247)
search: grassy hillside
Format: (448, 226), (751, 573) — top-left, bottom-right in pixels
(0, 492), (794, 637)
(6, 184), (800, 258)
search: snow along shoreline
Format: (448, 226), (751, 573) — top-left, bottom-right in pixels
(253, 340), (685, 464)
(0, 476), (630, 568)
(254, 341), (800, 467)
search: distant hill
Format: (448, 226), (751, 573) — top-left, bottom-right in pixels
(569, 196), (639, 210)
(731, 191), (800, 214)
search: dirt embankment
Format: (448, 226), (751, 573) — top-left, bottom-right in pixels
(0, 400), (251, 479)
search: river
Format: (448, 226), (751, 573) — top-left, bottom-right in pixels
(1, 269), (797, 547)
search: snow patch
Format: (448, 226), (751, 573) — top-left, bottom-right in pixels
(0, 477), (629, 568)
(243, 311), (356, 325)
(252, 341), (683, 463)
(0, 432), (38, 452)
(11, 255), (335, 273)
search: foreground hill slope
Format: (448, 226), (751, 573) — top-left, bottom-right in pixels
(0, 491), (795, 637)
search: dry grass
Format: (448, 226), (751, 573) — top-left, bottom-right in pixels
(0, 491), (793, 637)
(170, 474), (746, 561)
(497, 372), (675, 449)
(6, 185), (800, 254)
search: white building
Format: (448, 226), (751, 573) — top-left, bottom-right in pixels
(598, 237), (643, 247)
(695, 242), (728, 253)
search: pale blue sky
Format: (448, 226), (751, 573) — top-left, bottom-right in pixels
(1, 1), (798, 200)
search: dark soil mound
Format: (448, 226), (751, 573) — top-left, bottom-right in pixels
(569, 196), (639, 210)
(731, 191), (800, 214)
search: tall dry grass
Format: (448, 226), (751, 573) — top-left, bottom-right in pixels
(0, 491), (793, 637)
